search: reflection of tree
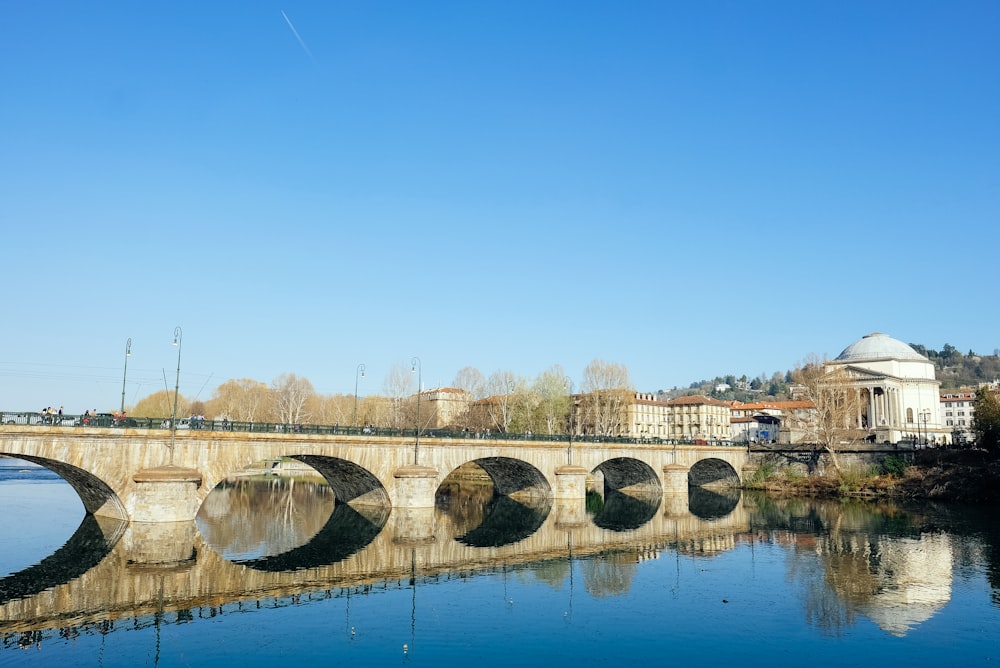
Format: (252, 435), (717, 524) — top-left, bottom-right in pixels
(434, 474), (494, 537)
(746, 495), (957, 637)
(197, 478), (335, 560)
(517, 559), (570, 590)
(790, 547), (856, 637)
(235, 502), (389, 571)
(582, 553), (637, 598)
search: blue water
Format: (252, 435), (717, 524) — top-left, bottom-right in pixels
(1, 468), (999, 667)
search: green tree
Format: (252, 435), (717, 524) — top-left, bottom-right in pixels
(973, 388), (1000, 456)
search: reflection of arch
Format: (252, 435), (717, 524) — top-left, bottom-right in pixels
(455, 495), (551, 548)
(688, 458), (740, 488)
(2, 455), (127, 520)
(688, 486), (740, 520)
(292, 455), (389, 506)
(233, 503), (390, 571)
(469, 457), (551, 498)
(0, 514), (127, 604)
(593, 458), (661, 495)
(589, 489), (660, 531)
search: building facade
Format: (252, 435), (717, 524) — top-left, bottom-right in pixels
(664, 395), (731, 442)
(824, 332), (944, 445)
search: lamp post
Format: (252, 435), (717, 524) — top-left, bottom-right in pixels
(564, 378), (574, 465)
(920, 409), (931, 445)
(120, 337), (132, 415)
(170, 326), (182, 462)
(411, 356), (421, 465)
(354, 363), (366, 428)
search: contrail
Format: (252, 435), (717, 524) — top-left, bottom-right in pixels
(281, 10), (316, 64)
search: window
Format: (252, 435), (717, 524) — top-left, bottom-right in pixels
(946, 411), (953, 416)
(906, 408), (914, 423)
(947, 419), (954, 426)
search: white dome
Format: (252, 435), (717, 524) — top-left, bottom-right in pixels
(835, 332), (927, 363)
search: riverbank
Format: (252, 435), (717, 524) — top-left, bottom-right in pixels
(744, 449), (1000, 504)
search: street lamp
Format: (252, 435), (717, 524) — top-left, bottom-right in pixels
(411, 356), (421, 465)
(170, 326), (182, 461)
(120, 337), (132, 415)
(564, 378), (574, 465)
(920, 409), (931, 445)
(354, 363), (366, 428)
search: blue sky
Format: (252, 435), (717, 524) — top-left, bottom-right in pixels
(2, 1), (998, 412)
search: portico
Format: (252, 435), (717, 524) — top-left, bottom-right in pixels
(827, 333), (944, 444)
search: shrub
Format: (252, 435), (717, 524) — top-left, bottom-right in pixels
(782, 466), (806, 485)
(837, 464), (880, 493)
(882, 455), (909, 478)
(747, 462), (776, 486)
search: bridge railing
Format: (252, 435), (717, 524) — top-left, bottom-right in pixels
(0, 410), (742, 447)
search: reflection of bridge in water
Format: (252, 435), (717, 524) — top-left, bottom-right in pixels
(0, 488), (748, 635)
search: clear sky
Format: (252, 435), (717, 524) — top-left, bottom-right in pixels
(2, 1), (998, 413)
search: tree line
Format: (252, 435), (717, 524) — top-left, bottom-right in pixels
(128, 359), (634, 436)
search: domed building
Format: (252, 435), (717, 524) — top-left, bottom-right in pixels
(826, 332), (942, 445)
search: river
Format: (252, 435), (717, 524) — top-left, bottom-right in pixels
(1, 459), (999, 666)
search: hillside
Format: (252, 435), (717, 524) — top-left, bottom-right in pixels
(668, 343), (1000, 401)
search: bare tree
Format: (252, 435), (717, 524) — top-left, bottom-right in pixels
(580, 359), (633, 437)
(485, 370), (519, 433)
(452, 366), (487, 399)
(271, 373), (315, 425)
(383, 361), (415, 430)
(307, 393), (354, 427)
(787, 356), (864, 473)
(210, 378), (270, 422)
(132, 389), (186, 419)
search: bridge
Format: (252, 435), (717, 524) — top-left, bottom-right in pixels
(0, 488), (751, 635)
(0, 423), (750, 526)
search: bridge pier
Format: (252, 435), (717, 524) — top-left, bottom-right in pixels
(129, 466), (203, 523)
(551, 465), (588, 524)
(392, 465), (439, 509)
(125, 521), (197, 565)
(662, 463), (689, 493)
(662, 463), (690, 516)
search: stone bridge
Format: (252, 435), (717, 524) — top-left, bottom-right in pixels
(0, 425), (749, 524)
(0, 490), (751, 634)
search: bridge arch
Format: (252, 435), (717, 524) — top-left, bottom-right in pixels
(451, 456), (552, 499)
(592, 457), (662, 496)
(688, 457), (741, 489)
(586, 458), (662, 531)
(439, 457), (552, 498)
(3, 454), (127, 521)
(290, 455), (389, 506)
